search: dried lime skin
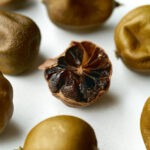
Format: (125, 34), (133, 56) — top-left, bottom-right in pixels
(0, 0), (28, 10)
(0, 72), (13, 133)
(0, 11), (41, 75)
(140, 97), (150, 150)
(40, 41), (112, 107)
(42, 0), (116, 29)
(115, 5), (150, 72)
(22, 115), (98, 150)
(0, 0), (12, 6)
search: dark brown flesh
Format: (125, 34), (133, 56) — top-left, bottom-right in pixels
(45, 41), (112, 103)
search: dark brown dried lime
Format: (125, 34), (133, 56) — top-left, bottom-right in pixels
(39, 41), (112, 107)
(0, 11), (41, 75)
(0, 72), (13, 133)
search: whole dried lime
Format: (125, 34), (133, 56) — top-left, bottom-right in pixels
(115, 5), (150, 73)
(0, 0), (12, 6)
(42, 0), (119, 30)
(0, 0), (27, 9)
(39, 41), (112, 107)
(0, 72), (13, 134)
(140, 97), (150, 150)
(18, 115), (99, 150)
(0, 11), (41, 75)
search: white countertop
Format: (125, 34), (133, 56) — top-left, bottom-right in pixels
(0, 0), (150, 149)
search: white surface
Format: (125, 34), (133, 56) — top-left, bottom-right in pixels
(0, 0), (150, 149)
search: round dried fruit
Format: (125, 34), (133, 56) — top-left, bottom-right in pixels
(140, 97), (150, 150)
(0, 0), (26, 9)
(39, 41), (112, 107)
(0, 0), (12, 6)
(0, 11), (41, 75)
(17, 115), (99, 150)
(115, 5), (150, 73)
(42, 0), (120, 30)
(0, 72), (13, 134)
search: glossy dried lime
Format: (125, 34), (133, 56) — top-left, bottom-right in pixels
(42, 0), (119, 30)
(19, 115), (99, 150)
(115, 5), (150, 73)
(140, 97), (150, 150)
(0, 72), (13, 133)
(0, 11), (41, 75)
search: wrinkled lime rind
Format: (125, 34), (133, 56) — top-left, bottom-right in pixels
(115, 5), (150, 72)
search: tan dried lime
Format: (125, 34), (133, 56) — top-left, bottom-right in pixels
(0, 72), (13, 134)
(42, 0), (119, 30)
(115, 5), (150, 73)
(18, 115), (99, 150)
(140, 97), (150, 150)
(0, 11), (41, 75)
